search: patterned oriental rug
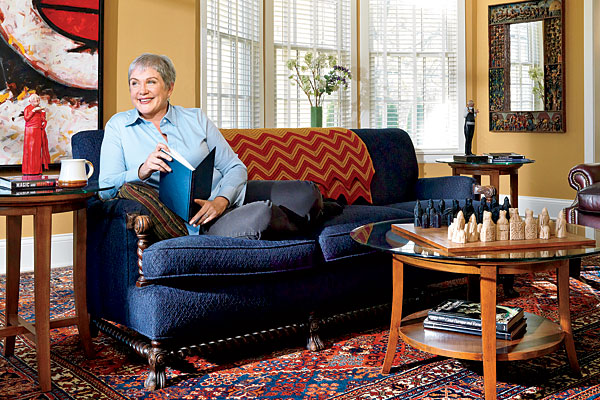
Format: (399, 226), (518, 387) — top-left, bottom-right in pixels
(3, 264), (600, 399)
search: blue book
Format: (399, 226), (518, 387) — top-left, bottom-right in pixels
(159, 148), (215, 221)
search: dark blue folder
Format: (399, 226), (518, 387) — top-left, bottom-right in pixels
(159, 148), (215, 221)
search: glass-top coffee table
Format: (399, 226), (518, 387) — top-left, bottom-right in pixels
(350, 220), (600, 400)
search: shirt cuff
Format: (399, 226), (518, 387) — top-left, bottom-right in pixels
(215, 186), (237, 206)
(126, 167), (143, 184)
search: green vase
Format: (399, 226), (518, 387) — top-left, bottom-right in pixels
(311, 106), (323, 127)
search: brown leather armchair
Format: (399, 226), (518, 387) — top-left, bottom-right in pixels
(566, 163), (600, 229)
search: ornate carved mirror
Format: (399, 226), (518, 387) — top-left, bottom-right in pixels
(488, 0), (564, 132)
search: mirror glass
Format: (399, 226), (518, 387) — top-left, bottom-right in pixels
(510, 21), (544, 111)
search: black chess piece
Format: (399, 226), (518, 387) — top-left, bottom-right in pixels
(477, 198), (488, 223)
(490, 196), (500, 223)
(452, 199), (460, 216)
(427, 199), (434, 211)
(502, 197), (512, 219)
(462, 198), (475, 221)
(431, 208), (442, 228)
(421, 211), (430, 228)
(437, 199), (446, 216)
(414, 200), (423, 227)
(445, 208), (454, 227)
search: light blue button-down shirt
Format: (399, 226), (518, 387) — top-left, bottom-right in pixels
(98, 105), (247, 216)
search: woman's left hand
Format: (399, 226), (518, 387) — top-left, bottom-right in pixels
(190, 196), (229, 226)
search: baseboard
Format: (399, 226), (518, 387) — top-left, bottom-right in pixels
(0, 233), (73, 275)
(498, 194), (573, 217)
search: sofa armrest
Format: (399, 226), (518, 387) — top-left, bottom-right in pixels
(568, 163), (600, 191)
(415, 176), (476, 200)
(86, 197), (152, 322)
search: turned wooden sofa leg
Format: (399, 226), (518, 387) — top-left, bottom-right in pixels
(144, 340), (169, 390)
(306, 313), (324, 351)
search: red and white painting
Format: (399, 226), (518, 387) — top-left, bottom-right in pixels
(0, 0), (102, 166)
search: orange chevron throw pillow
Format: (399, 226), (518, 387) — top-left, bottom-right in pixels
(220, 128), (375, 204)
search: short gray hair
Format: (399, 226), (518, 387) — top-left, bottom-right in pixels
(128, 53), (176, 88)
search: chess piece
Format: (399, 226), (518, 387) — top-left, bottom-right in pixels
(540, 223), (551, 240)
(477, 198), (489, 224)
(421, 210), (430, 228)
(437, 199), (445, 216)
(480, 211), (495, 242)
(466, 214), (479, 242)
(539, 208), (550, 238)
(556, 209), (567, 238)
(414, 200), (423, 227)
(502, 197), (512, 220)
(496, 210), (510, 241)
(490, 196), (500, 223)
(431, 207), (442, 228)
(451, 211), (466, 243)
(462, 198), (475, 221)
(524, 209), (537, 240)
(509, 210), (525, 240)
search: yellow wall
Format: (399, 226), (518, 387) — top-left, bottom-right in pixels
(424, 0), (584, 202)
(0, 0), (585, 240)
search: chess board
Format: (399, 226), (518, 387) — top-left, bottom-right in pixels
(391, 223), (596, 254)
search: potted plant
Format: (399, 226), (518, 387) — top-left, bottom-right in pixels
(287, 52), (351, 127)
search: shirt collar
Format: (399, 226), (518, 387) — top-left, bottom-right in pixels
(124, 103), (177, 126)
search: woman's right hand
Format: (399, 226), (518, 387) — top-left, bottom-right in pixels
(138, 143), (173, 180)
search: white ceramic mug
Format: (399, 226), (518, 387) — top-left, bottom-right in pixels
(58, 159), (94, 188)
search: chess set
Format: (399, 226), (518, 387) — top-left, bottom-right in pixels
(397, 197), (596, 253)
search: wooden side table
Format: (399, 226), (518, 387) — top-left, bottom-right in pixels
(437, 159), (534, 208)
(0, 187), (105, 392)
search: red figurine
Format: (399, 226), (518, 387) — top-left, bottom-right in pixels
(22, 94), (51, 175)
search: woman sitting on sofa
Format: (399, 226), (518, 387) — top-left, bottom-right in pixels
(99, 53), (322, 240)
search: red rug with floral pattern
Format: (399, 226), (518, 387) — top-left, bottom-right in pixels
(3, 264), (600, 399)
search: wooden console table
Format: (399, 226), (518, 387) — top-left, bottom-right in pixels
(437, 159), (534, 208)
(0, 185), (108, 392)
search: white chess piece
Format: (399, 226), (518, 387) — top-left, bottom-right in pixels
(497, 210), (510, 241)
(524, 209), (537, 240)
(556, 209), (567, 238)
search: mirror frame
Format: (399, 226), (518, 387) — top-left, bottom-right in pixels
(488, 0), (565, 133)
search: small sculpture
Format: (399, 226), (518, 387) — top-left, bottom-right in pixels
(524, 209), (537, 240)
(421, 210), (430, 228)
(462, 198), (475, 221)
(496, 210), (510, 241)
(501, 197), (512, 219)
(430, 207), (442, 228)
(490, 196), (500, 223)
(463, 99), (479, 155)
(437, 199), (446, 217)
(414, 200), (423, 227)
(480, 211), (496, 242)
(509, 209), (525, 240)
(466, 214), (479, 242)
(450, 211), (466, 243)
(538, 207), (550, 237)
(540, 222), (551, 240)
(22, 93), (51, 175)
(556, 209), (567, 238)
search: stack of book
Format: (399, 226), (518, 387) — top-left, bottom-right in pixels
(424, 299), (526, 340)
(0, 175), (59, 191)
(485, 153), (532, 163)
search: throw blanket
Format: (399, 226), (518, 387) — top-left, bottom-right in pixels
(220, 128), (375, 204)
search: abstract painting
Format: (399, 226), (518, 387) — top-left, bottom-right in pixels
(0, 0), (102, 167)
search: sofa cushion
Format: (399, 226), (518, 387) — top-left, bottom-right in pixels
(318, 205), (411, 262)
(142, 235), (318, 280)
(578, 183), (600, 213)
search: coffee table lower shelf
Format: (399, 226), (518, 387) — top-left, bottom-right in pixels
(400, 310), (564, 362)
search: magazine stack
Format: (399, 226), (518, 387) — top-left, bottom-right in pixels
(424, 299), (526, 340)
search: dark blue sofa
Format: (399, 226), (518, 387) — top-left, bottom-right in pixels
(72, 128), (475, 390)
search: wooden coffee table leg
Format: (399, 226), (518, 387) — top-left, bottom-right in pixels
(480, 265), (497, 400)
(382, 258), (404, 374)
(73, 208), (94, 357)
(557, 260), (580, 374)
(34, 206), (52, 392)
(4, 215), (22, 357)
